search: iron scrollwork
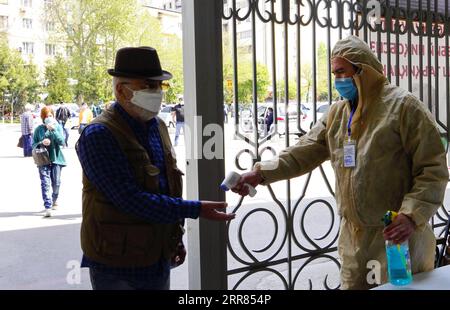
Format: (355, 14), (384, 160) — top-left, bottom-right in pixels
(223, 0), (450, 290)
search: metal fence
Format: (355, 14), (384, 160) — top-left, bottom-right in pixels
(222, 0), (450, 290)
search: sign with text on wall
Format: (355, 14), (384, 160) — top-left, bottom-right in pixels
(361, 17), (449, 131)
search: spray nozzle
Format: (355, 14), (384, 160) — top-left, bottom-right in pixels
(382, 210), (398, 227)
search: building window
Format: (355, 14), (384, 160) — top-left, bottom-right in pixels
(21, 0), (32, 7)
(0, 16), (8, 29)
(239, 30), (252, 40)
(22, 42), (34, 54)
(45, 21), (54, 31)
(0, 0), (8, 5)
(45, 44), (56, 56)
(22, 18), (32, 29)
(66, 25), (74, 35)
(66, 45), (72, 56)
(44, 0), (52, 9)
(237, 0), (247, 9)
(223, 23), (229, 33)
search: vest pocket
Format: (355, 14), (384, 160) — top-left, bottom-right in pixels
(98, 224), (127, 257)
(170, 168), (184, 197)
(98, 223), (154, 259)
(143, 164), (160, 193)
(168, 224), (185, 253)
(125, 225), (154, 256)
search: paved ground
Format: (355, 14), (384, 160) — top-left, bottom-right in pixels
(0, 123), (188, 289)
(1, 120), (449, 290)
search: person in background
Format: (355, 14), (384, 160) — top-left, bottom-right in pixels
(229, 104), (234, 119)
(76, 46), (235, 290)
(55, 102), (71, 147)
(264, 107), (274, 138)
(79, 102), (93, 134)
(91, 104), (102, 118)
(20, 104), (34, 157)
(224, 104), (229, 124)
(33, 106), (66, 217)
(171, 97), (185, 147)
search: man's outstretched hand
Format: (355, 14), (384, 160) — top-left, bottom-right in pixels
(171, 242), (186, 268)
(199, 201), (235, 221)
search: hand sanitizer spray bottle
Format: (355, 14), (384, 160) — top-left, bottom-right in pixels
(382, 211), (413, 286)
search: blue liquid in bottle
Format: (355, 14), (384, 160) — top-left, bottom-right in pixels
(385, 241), (413, 286)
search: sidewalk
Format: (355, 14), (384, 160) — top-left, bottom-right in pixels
(0, 124), (188, 289)
(1, 122), (449, 290)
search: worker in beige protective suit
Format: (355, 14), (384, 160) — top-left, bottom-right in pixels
(232, 36), (449, 289)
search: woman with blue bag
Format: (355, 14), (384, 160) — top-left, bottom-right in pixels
(33, 106), (66, 217)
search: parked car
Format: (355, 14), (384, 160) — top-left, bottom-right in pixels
(239, 102), (310, 137)
(302, 102), (330, 130)
(159, 104), (175, 128)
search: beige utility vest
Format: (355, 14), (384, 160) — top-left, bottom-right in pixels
(79, 106), (185, 267)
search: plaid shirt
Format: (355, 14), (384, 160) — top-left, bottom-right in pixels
(20, 112), (33, 135)
(76, 102), (200, 279)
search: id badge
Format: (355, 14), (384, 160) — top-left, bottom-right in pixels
(343, 140), (356, 168)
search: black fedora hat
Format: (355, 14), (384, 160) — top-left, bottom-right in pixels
(108, 46), (172, 80)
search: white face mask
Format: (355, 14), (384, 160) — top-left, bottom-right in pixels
(131, 105), (158, 122)
(125, 85), (163, 113)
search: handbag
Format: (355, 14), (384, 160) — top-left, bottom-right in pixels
(32, 144), (51, 167)
(17, 136), (24, 148)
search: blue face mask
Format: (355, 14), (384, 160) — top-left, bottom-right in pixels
(335, 77), (358, 101)
(44, 117), (54, 125)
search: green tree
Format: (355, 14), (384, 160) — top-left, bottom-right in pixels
(223, 60), (270, 106)
(301, 62), (312, 102)
(222, 34), (271, 106)
(238, 62), (270, 105)
(276, 79), (297, 102)
(44, 55), (73, 103)
(46, 0), (139, 103)
(132, 12), (183, 104)
(316, 42), (338, 102)
(222, 36), (234, 104)
(47, 1), (185, 104)
(0, 37), (39, 118)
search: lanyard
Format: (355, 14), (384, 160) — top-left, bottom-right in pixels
(347, 105), (357, 138)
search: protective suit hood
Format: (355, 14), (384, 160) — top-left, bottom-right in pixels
(331, 36), (388, 139)
(331, 35), (384, 74)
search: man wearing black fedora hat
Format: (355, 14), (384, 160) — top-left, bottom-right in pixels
(75, 46), (235, 290)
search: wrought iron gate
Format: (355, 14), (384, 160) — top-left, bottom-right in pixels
(221, 0), (450, 290)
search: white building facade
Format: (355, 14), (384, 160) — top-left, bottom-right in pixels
(0, 0), (60, 74)
(0, 0), (181, 77)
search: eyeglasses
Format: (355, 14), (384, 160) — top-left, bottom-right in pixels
(160, 81), (170, 92)
(121, 81), (170, 92)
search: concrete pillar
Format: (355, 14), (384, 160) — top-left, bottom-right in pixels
(182, 0), (227, 290)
